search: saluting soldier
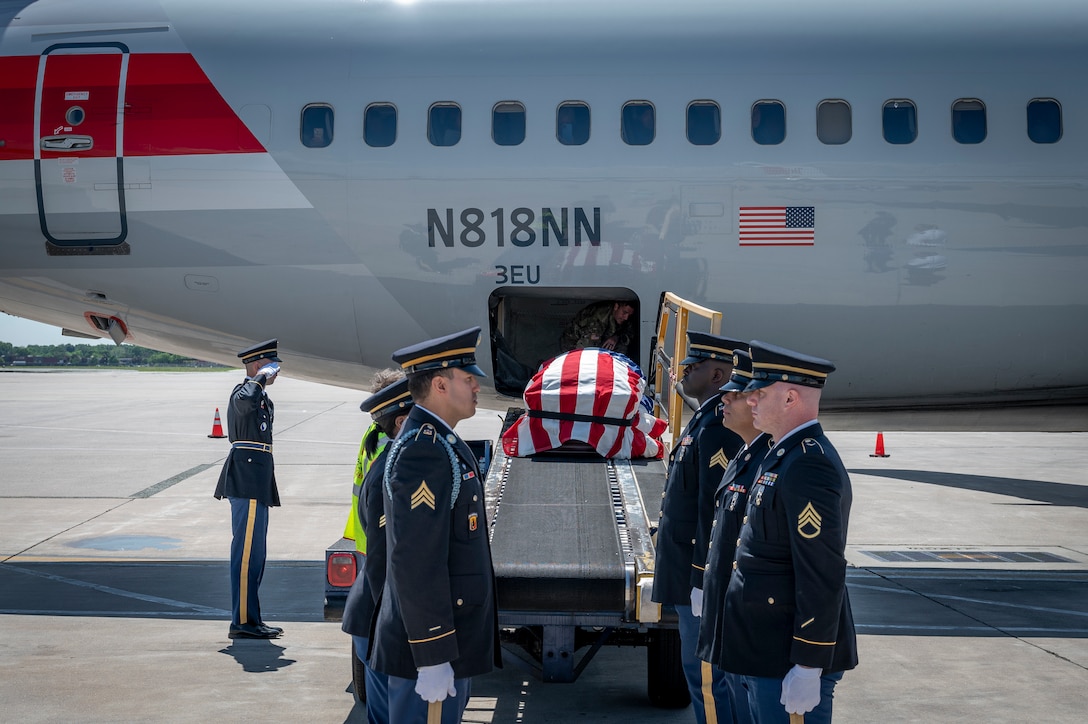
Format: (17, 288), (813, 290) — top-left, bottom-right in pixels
(718, 341), (858, 724)
(369, 328), (500, 724)
(652, 332), (745, 724)
(696, 349), (770, 724)
(214, 339), (284, 639)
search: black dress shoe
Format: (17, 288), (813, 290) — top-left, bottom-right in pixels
(228, 623), (280, 639)
(258, 622), (283, 635)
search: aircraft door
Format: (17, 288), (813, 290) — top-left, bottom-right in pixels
(35, 43), (128, 245)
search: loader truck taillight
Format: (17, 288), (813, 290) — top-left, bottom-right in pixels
(326, 552), (357, 587)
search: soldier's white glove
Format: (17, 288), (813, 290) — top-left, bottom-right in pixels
(415, 662), (456, 703)
(256, 362), (280, 380)
(690, 587), (703, 618)
(780, 664), (822, 715)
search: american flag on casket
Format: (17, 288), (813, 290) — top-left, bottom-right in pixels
(501, 349), (668, 459)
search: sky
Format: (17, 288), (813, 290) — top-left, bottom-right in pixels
(0, 313), (110, 346)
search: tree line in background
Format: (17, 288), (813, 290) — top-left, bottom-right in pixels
(0, 341), (225, 368)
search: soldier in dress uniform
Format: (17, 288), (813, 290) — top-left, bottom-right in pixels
(697, 349), (771, 724)
(342, 375), (414, 724)
(652, 332), (746, 724)
(369, 327), (501, 724)
(214, 339), (283, 639)
(718, 341), (858, 724)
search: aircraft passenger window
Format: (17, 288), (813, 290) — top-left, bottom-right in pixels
(621, 102), (655, 146)
(952, 100), (986, 144)
(687, 102), (721, 145)
(752, 101), (785, 145)
(364, 104), (397, 147)
(1027, 99), (1062, 144)
(301, 104), (334, 148)
(493, 102), (526, 146)
(557, 102), (590, 145)
(429, 103), (461, 147)
(882, 100), (917, 144)
(817, 100), (852, 145)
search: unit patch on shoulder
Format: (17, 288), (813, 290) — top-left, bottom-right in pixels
(411, 481), (436, 510)
(709, 449), (730, 469)
(797, 501), (822, 538)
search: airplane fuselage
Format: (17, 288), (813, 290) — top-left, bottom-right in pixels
(1, 0), (1086, 404)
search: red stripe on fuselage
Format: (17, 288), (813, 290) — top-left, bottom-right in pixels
(0, 53), (265, 161)
(0, 56), (40, 161)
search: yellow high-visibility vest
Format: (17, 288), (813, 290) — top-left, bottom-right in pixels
(343, 422), (389, 553)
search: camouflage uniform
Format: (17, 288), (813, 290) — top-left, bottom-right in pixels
(559, 301), (633, 355)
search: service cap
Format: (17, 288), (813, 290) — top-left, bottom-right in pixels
(238, 339), (280, 365)
(392, 326), (487, 378)
(719, 349), (754, 392)
(745, 340), (835, 391)
(360, 377), (414, 420)
(680, 332), (746, 366)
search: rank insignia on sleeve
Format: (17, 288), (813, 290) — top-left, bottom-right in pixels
(797, 501), (822, 538)
(411, 481), (436, 510)
(468, 512), (478, 531)
(379, 514), (386, 528)
(709, 449), (730, 469)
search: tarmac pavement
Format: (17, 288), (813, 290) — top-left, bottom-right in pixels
(1, 369), (1086, 723)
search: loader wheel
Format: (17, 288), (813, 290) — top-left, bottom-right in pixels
(351, 640), (367, 704)
(647, 628), (689, 708)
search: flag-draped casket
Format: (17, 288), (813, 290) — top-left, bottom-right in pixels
(501, 349), (668, 459)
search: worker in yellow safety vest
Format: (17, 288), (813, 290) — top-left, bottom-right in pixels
(343, 369), (406, 553)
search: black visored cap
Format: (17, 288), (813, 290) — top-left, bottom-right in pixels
(744, 340), (835, 391)
(391, 326), (487, 378)
(238, 339), (280, 364)
(360, 377), (414, 419)
(680, 332), (746, 365)
(719, 349), (753, 392)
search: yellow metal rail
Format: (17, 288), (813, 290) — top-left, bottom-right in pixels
(652, 292), (722, 447)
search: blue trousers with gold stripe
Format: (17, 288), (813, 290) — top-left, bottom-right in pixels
(675, 604), (746, 724)
(229, 497), (268, 626)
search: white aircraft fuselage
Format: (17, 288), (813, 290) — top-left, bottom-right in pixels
(1, 0), (1086, 405)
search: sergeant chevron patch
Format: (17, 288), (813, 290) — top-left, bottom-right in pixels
(411, 481), (436, 510)
(379, 514), (386, 528)
(798, 501), (822, 538)
(709, 449), (730, 469)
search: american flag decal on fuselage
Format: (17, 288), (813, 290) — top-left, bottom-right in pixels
(739, 206), (815, 246)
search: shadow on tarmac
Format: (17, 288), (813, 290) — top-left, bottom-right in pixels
(218, 639), (297, 673)
(851, 468), (1088, 508)
(2, 560), (1086, 641)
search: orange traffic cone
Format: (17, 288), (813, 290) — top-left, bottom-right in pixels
(869, 431), (890, 457)
(208, 408), (227, 438)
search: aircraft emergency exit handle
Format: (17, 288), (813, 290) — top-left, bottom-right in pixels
(40, 135), (93, 151)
